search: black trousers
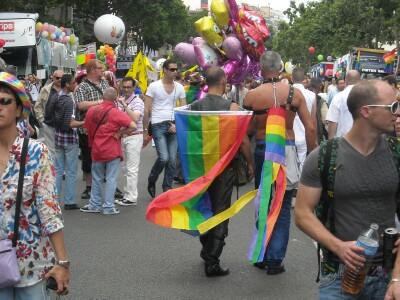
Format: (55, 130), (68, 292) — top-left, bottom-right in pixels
(200, 167), (235, 265)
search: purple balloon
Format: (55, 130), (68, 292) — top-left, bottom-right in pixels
(222, 35), (243, 61)
(225, 0), (239, 22)
(174, 42), (198, 65)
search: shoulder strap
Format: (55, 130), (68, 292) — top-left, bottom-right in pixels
(84, 79), (104, 97)
(286, 85), (294, 105)
(12, 138), (29, 247)
(93, 107), (113, 137)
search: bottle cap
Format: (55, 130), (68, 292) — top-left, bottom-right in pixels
(370, 223), (379, 230)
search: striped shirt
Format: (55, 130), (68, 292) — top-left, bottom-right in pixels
(118, 94), (144, 132)
(55, 92), (78, 146)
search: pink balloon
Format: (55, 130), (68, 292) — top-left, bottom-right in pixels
(42, 23), (49, 32)
(223, 55), (251, 84)
(193, 37), (219, 69)
(48, 25), (56, 33)
(174, 42), (198, 66)
(199, 86), (208, 100)
(222, 35), (243, 61)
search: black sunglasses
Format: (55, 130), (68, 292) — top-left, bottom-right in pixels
(0, 97), (14, 106)
(54, 76), (62, 80)
(168, 68), (178, 72)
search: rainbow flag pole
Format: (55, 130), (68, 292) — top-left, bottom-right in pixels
(146, 106), (253, 232)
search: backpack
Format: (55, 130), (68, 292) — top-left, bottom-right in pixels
(315, 136), (400, 282)
(53, 95), (69, 131)
(43, 91), (59, 127)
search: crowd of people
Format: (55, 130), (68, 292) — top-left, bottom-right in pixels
(1, 50), (400, 299)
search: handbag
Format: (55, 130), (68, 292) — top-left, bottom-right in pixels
(0, 137), (29, 288)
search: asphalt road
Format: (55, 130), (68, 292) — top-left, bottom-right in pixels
(59, 146), (319, 300)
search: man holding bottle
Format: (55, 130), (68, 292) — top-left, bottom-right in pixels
(295, 80), (400, 299)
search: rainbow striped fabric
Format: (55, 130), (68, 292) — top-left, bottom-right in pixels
(146, 106), (253, 231)
(248, 107), (287, 263)
(0, 72), (31, 119)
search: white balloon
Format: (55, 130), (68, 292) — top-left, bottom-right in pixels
(94, 14), (125, 44)
(156, 58), (166, 71)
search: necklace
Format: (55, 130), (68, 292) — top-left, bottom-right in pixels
(263, 77), (281, 84)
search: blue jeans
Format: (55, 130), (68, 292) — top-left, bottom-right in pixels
(55, 143), (79, 205)
(149, 122), (177, 191)
(0, 280), (50, 299)
(254, 141), (293, 267)
(90, 158), (120, 212)
(319, 268), (389, 299)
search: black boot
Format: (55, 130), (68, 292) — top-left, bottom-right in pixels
(147, 180), (156, 198)
(205, 263), (230, 277)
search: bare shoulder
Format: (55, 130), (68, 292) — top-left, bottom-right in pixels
(292, 87), (306, 107)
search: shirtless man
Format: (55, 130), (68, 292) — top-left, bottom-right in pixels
(243, 51), (317, 274)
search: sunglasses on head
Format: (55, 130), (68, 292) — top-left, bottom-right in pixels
(364, 101), (400, 114)
(168, 68), (178, 72)
(0, 97), (14, 106)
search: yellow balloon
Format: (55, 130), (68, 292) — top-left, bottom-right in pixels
(194, 16), (223, 47)
(211, 0), (229, 28)
(285, 61), (294, 75)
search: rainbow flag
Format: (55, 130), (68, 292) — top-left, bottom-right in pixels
(384, 48), (397, 64)
(248, 107), (287, 263)
(146, 106), (253, 232)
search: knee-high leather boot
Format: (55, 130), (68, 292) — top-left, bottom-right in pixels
(203, 238), (229, 277)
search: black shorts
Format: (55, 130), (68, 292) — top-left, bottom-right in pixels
(78, 132), (92, 173)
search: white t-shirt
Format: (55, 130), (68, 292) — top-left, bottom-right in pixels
(146, 80), (185, 124)
(326, 85), (354, 137)
(293, 83), (315, 145)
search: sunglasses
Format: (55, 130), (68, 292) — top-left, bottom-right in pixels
(54, 76), (62, 80)
(122, 86), (133, 89)
(364, 101), (400, 114)
(0, 97), (14, 106)
(168, 68), (178, 72)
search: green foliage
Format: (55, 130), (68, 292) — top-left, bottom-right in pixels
(272, 0), (400, 67)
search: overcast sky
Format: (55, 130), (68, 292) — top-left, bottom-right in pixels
(182, 0), (308, 12)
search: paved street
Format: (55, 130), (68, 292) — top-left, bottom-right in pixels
(60, 146), (319, 300)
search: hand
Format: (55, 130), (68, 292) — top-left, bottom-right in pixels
(247, 164), (254, 181)
(168, 123), (176, 134)
(385, 282), (400, 300)
(142, 133), (152, 148)
(45, 265), (70, 295)
(113, 131), (122, 140)
(335, 241), (366, 271)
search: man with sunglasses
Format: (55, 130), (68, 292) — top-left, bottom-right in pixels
(34, 70), (64, 157)
(143, 59), (186, 197)
(295, 80), (400, 299)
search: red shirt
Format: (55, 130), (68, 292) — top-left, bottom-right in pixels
(84, 101), (132, 162)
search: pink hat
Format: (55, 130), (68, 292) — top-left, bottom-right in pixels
(0, 72), (31, 119)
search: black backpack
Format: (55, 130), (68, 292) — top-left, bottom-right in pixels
(315, 136), (400, 281)
(53, 95), (69, 131)
(43, 91), (59, 127)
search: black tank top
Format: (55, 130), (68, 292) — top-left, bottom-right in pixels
(190, 94), (231, 111)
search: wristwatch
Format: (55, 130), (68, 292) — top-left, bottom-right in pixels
(56, 260), (70, 270)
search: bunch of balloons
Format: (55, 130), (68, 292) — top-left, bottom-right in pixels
(97, 45), (116, 73)
(173, 0), (270, 84)
(36, 22), (78, 46)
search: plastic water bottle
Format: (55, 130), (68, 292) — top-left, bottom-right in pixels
(342, 223), (380, 295)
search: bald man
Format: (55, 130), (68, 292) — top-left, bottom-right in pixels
(326, 70), (361, 139)
(81, 87), (136, 215)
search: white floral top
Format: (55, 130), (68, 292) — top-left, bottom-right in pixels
(0, 136), (64, 287)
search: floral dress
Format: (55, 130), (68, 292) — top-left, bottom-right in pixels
(0, 136), (64, 287)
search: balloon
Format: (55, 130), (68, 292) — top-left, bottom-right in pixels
(48, 25), (56, 33)
(94, 14), (125, 44)
(225, 0), (239, 23)
(199, 86), (208, 100)
(50, 33), (56, 40)
(236, 6), (270, 59)
(64, 36), (70, 44)
(308, 46), (315, 55)
(42, 23), (49, 32)
(35, 22), (43, 32)
(210, 0), (229, 29)
(76, 54), (86, 65)
(41, 31), (49, 38)
(223, 55), (251, 84)
(0, 39), (5, 48)
(174, 42), (198, 65)
(327, 55), (333, 62)
(284, 61), (294, 75)
(222, 35), (243, 61)
(194, 16), (223, 47)
(317, 54), (324, 62)
(156, 58), (166, 71)
(193, 37), (219, 69)
(69, 34), (76, 45)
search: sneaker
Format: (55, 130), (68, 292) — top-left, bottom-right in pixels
(102, 207), (120, 215)
(64, 204), (80, 210)
(115, 188), (124, 199)
(80, 204), (101, 213)
(81, 188), (91, 199)
(114, 199), (123, 205)
(118, 199), (137, 206)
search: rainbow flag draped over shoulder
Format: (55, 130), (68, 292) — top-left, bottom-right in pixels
(146, 106), (253, 232)
(248, 107), (287, 263)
